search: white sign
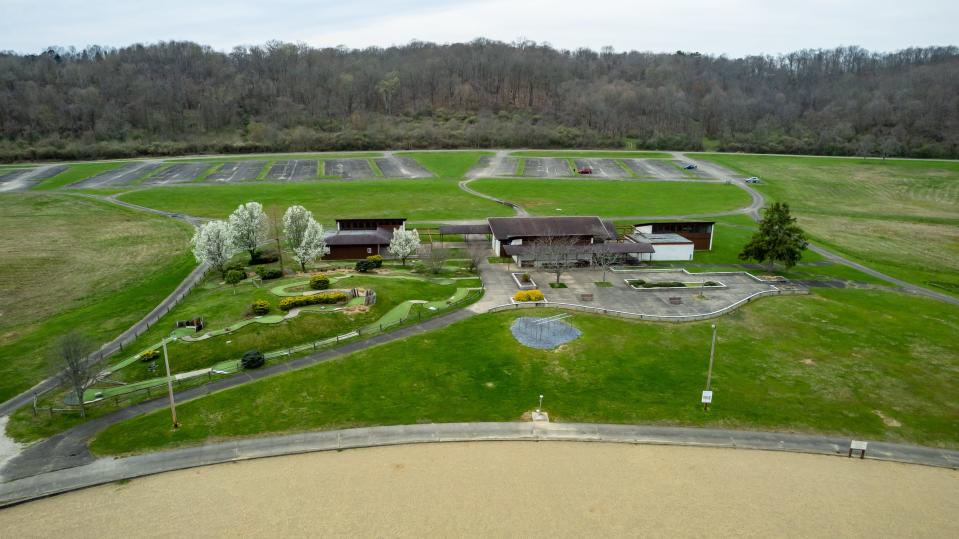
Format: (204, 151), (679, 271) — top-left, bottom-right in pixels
(850, 440), (868, 451)
(701, 390), (713, 404)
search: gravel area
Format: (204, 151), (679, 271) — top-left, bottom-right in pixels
(141, 163), (210, 185)
(573, 158), (629, 178)
(471, 156), (519, 177)
(375, 157), (432, 178)
(1, 442), (955, 537)
(511, 316), (581, 349)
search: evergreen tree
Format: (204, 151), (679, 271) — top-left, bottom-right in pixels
(739, 202), (808, 271)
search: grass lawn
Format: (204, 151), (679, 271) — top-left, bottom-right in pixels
(511, 150), (672, 158)
(116, 180), (514, 222)
(397, 151), (493, 178)
(33, 162), (129, 190)
(696, 154), (959, 294)
(469, 179), (751, 217)
(90, 287), (959, 456)
(0, 193), (195, 402)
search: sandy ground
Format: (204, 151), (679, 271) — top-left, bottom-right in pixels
(1, 442), (956, 537)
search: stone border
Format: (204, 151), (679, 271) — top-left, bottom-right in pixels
(1, 422), (956, 508)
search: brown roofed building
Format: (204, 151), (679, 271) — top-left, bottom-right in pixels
(633, 221), (715, 250)
(323, 218), (406, 260)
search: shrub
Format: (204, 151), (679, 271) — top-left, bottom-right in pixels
(366, 254), (384, 268)
(355, 260), (376, 273)
(241, 349), (265, 369)
(256, 267), (283, 280)
(251, 250), (279, 264)
(278, 291), (349, 311)
(513, 289), (545, 302)
(225, 269), (246, 286)
(309, 273), (330, 290)
(627, 279), (646, 287)
(225, 261), (246, 272)
(251, 300), (270, 315)
(521, 273), (531, 283)
(704, 281), (720, 287)
(138, 349), (161, 362)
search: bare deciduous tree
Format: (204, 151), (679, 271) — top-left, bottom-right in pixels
(593, 249), (621, 283)
(528, 236), (584, 285)
(424, 244), (450, 274)
(49, 332), (101, 418)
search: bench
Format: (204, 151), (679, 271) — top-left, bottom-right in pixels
(668, 297), (682, 305)
(579, 293), (594, 302)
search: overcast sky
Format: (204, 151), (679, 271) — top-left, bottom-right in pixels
(1, 0), (956, 57)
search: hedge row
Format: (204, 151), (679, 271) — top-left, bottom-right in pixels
(279, 291), (349, 311)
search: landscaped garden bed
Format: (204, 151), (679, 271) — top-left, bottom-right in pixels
(511, 289), (547, 304)
(511, 272), (537, 289)
(625, 279), (725, 290)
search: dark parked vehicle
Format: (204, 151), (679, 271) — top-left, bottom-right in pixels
(682, 163), (697, 170)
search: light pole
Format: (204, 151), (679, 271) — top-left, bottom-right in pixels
(162, 335), (180, 429)
(703, 323), (718, 411)
(537, 394), (544, 412)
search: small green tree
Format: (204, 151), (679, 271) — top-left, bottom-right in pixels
(241, 349), (265, 369)
(739, 202), (808, 271)
(225, 269), (245, 294)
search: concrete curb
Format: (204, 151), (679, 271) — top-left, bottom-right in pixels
(1, 422), (956, 508)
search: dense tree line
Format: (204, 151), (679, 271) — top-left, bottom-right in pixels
(1, 40), (957, 161)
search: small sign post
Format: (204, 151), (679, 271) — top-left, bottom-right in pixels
(701, 390), (713, 411)
(849, 440), (868, 459)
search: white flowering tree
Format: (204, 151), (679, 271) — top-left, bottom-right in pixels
(228, 202), (267, 262)
(191, 220), (234, 276)
(388, 227), (420, 266)
(292, 219), (328, 271)
(282, 205), (313, 251)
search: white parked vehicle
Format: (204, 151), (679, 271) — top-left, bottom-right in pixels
(744, 177), (761, 184)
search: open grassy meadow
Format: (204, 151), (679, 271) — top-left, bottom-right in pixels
(117, 179), (514, 222)
(0, 193), (195, 402)
(698, 154), (959, 294)
(90, 287), (959, 455)
(469, 178), (751, 216)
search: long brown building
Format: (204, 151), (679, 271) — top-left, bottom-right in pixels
(323, 218), (405, 260)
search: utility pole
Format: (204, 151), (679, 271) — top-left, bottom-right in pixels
(162, 336), (180, 429)
(703, 323), (718, 411)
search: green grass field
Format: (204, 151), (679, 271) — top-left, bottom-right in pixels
(89, 288), (959, 455)
(469, 179), (751, 216)
(397, 151), (493, 178)
(511, 150), (672, 158)
(33, 162), (129, 190)
(697, 154), (959, 294)
(0, 193), (195, 402)
(116, 180), (514, 222)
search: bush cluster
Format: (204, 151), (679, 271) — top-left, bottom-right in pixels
(642, 281), (685, 288)
(520, 273), (531, 283)
(355, 260), (376, 273)
(256, 267), (283, 280)
(241, 349), (265, 369)
(279, 291), (349, 311)
(309, 274), (330, 290)
(138, 349), (161, 362)
(251, 251), (280, 264)
(513, 289), (545, 302)
(366, 255), (384, 268)
(251, 300), (270, 315)
(225, 261), (246, 272)
(703, 281), (720, 287)
(225, 269), (247, 285)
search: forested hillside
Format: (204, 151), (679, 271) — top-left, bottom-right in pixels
(1, 40), (957, 161)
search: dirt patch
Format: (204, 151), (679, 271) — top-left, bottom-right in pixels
(874, 410), (902, 427)
(801, 358), (816, 366)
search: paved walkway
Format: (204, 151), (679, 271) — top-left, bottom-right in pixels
(2, 421), (956, 507)
(0, 308), (477, 482)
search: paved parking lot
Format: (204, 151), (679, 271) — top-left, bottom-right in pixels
(267, 160), (318, 181)
(472, 156), (519, 177)
(375, 157), (432, 178)
(478, 259), (795, 319)
(70, 162), (162, 188)
(523, 157), (572, 177)
(324, 159), (373, 179)
(206, 161), (266, 182)
(573, 158), (629, 178)
(142, 163), (210, 185)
